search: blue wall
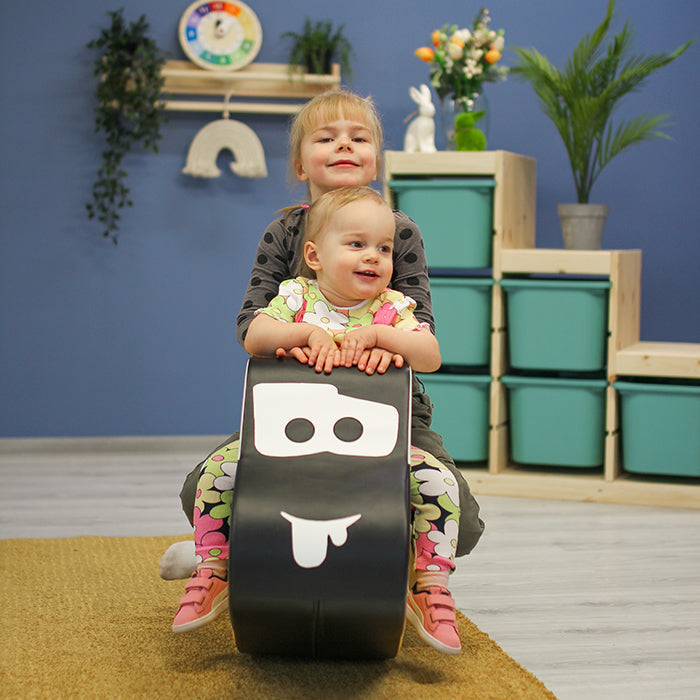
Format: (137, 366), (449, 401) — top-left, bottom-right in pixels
(1, 0), (698, 437)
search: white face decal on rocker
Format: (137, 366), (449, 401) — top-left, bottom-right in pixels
(252, 383), (399, 457)
(280, 512), (362, 568)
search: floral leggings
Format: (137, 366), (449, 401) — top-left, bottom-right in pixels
(193, 440), (461, 573)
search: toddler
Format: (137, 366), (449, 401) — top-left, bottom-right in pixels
(175, 186), (462, 654)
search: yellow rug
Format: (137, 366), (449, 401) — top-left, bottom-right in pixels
(0, 536), (556, 699)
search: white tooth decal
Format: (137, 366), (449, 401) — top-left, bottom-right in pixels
(280, 512), (362, 568)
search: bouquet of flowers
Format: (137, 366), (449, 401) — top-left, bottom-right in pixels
(415, 8), (508, 112)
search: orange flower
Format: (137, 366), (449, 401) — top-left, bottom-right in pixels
(431, 30), (441, 47)
(485, 49), (501, 63)
(415, 47), (435, 62)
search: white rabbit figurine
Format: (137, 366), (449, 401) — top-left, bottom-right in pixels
(403, 84), (436, 153)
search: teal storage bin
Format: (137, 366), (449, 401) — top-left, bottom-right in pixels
(431, 277), (493, 366)
(418, 373), (491, 462)
(502, 375), (608, 467)
(500, 278), (611, 371)
(389, 179), (495, 269)
(614, 380), (700, 477)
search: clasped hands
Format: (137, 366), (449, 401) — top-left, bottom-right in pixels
(275, 325), (404, 375)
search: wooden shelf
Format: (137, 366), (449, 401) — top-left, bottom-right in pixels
(460, 468), (700, 509)
(615, 341), (700, 379)
(159, 60), (341, 114)
(501, 248), (636, 276)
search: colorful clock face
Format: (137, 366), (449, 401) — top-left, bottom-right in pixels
(179, 1), (263, 71)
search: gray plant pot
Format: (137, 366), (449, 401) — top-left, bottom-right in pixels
(558, 203), (610, 250)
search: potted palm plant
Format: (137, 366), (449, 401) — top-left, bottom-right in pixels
(511, 0), (693, 249)
(280, 19), (353, 80)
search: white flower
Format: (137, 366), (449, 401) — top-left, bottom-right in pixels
(413, 467), (460, 506)
(463, 59), (483, 79)
(304, 300), (347, 331)
(453, 28), (472, 43)
(492, 35), (505, 51)
(427, 518), (459, 560)
(391, 294), (415, 315)
(447, 42), (464, 60)
(279, 279), (305, 312)
(213, 460), (237, 491)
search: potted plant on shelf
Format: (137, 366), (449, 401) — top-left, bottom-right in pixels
(86, 9), (167, 244)
(414, 8), (508, 150)
(511, 0), (693, 249)
(280, 19), (353, 80)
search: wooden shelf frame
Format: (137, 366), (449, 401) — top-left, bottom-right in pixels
(383, 151), (699, 509)
(497, 248), (642, 483)
(615, 341), (700, 379)
(159, 60), (341, 115)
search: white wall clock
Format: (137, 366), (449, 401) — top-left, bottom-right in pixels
(179, 1), (263, 71)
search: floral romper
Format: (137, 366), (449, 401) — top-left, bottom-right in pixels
(193, 277), (461, 574)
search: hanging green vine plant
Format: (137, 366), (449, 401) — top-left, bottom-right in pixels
(86, 9), (167, 244)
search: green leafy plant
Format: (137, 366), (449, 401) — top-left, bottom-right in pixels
(280, 19), (353, 80)
(87, 9), (167, 243)
(511, 0), (693, 203)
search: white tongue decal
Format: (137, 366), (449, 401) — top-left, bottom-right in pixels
(280, 512), (362, 568)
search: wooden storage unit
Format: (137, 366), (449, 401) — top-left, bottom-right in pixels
(496, 248), (641, 481)
(159, 60), (341, 114)
(472, 250), (698, 508)
(384, 151), (699, 509)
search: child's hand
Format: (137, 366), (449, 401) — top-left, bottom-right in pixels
(275, 346), (311, 363)
(339, 326), (380, 368)
(340, 326), (404, 374)
(306, 327), (341, 373)
(357, 348), (404, 375)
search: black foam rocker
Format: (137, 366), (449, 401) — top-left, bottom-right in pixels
(229, 357), (412, 659)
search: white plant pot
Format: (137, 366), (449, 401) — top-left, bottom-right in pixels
(558, 203), (610, 250)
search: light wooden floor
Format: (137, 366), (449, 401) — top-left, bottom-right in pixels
(2, 437), (699, 700)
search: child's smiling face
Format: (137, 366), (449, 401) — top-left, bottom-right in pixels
(303, 198), (394, 308)
(295, 117), (378, 201)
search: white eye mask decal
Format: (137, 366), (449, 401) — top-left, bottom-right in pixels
(280, 512), (362, 568)
(252, 383), (399, 458)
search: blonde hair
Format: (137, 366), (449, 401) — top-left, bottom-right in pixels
(297, 186), (391, 278)
(288, 89), (384, 192)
